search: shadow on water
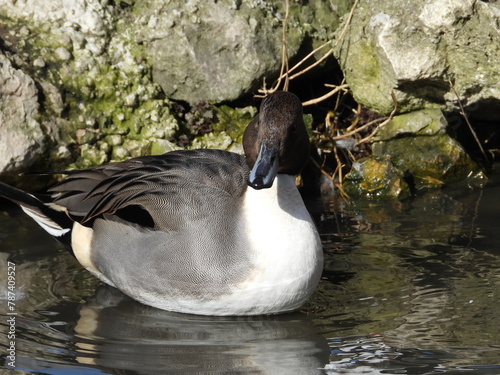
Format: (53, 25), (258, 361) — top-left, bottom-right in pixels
(1, 178), (500, 374)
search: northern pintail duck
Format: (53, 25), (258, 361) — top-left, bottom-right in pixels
(0, 91), (323, 316)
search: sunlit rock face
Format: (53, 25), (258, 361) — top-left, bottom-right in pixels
(134, 0), (347, 103)
(335, 0), (500, 121)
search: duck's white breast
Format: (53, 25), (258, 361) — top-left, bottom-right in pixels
(211, 174), (323, 315)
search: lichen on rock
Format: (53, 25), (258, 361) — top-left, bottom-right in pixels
(0, 1), (182, 172)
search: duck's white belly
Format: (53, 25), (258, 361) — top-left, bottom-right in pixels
(181, 174), (324, 315)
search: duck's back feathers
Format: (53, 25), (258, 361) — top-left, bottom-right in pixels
(49, 149), (249, 230)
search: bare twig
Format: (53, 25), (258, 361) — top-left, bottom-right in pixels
(302, 84), (349, 106)
(330, 116), (386, 141)
(289, 46), (333, 81)
(357, 90), (398, 144)
(331, 0), (360, 50)
(449, 79), (488, 161)
(257, 0), (290, 96)
(276, 0), (360, 84)
(333, 146), (350, 198)
(287, 40), (331, 77)
(258, 0), (360, 102)
(345, 103), (362, 132)
(276, 0), (290, 92)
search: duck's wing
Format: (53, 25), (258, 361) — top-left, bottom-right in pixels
(49, 149), (249, 230)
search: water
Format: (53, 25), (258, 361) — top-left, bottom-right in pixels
(1, 181), (499, 374)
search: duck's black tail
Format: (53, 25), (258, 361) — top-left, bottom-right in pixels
(0, 182), (74, 252)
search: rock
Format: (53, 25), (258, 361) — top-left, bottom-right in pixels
(191, 131), (233, 151)
(375, 108), (447, 140)
(335, 0), (500, 120)
(33, 58), (46, 67)
(0, 52), (47, 178)
(343, 156), (411, 199)
(371, 109), (487, 191)
(149, 139), (180, 156)
(55, 47), (72, 61)
(132, 0), (349, 102)
(0, 0), (114, 56)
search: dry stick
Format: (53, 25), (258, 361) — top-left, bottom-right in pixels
(262, 0), (360, 98)
(289, 46), (333, 81)
(329, 116), (386, 140)
(333, 146), (349, 197)
(277, 0), (290, 92)
(310, 157), (336, 181)
(302, 84), (349, 106)
(357, 90), (398, 144)
(258, 0), (290, 96)
(331, 80), (347, 114)
(345, 103), (362, 132)
(332, 0), (360, 50)
(265, 39), (331, 90)
(449, 80), (488, 161)
(287, 40), (331, 76)
(287, 0), (360, 82)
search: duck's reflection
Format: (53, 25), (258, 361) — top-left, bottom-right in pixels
(74, 286), (330, 374)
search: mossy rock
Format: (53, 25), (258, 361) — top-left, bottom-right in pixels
(374, 135), (486, 190)
(375, 109), (447, 141)
(351, 109), (489, 193)
(343, 156), (411, 199)
(372, 110), (487, 190)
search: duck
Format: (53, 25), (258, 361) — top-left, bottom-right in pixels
(0, 91), (323, 316)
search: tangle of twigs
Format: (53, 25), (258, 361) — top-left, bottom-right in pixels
(257, 0), (400, 197)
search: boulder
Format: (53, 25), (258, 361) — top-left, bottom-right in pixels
(343, 155), (411, 199)
(0, 52), (47, 178)
(335, 0), (500, 120)
(343, 109), (487, 199)
(133, 0), (349, 102)
(372, 109), (487, 190)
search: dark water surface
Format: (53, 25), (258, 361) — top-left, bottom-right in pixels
(1, 181), (499, 374)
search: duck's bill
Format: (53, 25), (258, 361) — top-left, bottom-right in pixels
(247, 143), (279, 190)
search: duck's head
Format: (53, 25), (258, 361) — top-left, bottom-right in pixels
(243, 91), (309, 190)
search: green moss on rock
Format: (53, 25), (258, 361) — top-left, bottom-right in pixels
(213, 105), (257, 141)
(343, 156), (411, 199)
(372, 110), (487, 191)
